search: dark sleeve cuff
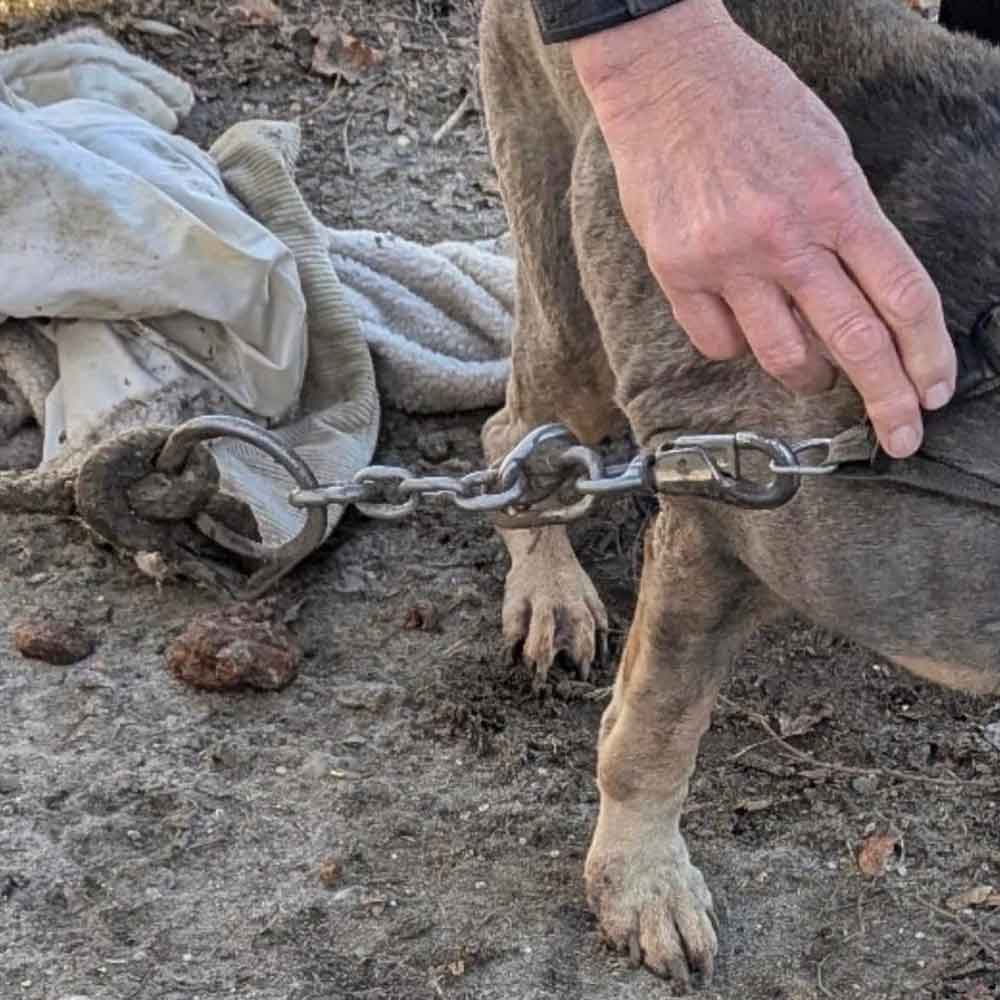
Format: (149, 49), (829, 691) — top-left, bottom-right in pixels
(529, 0), (688, 45)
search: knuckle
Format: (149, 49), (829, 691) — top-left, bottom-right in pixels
(646, 235), (684, 282)
(819, 167), (866, 220)
(775, 249), (823, 290)
(752, 337), (812, 381)
(673, 220), (726, 270)
(750, 198), (792, 246)
(826, 313), (887, 365)
(749, 200), (809, 264)
(881, 267), (941, 325)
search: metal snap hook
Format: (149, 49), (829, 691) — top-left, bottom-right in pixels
(653, 432), (801, 509)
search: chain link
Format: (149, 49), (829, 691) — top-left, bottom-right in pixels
(288, 423), (845, 524)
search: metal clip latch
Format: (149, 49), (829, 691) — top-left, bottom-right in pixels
(654, 432), (801, 509)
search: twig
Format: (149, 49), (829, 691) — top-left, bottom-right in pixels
(816, 953), (837, 999)
(300, 75), (342, 121)
(718, 695), (1000, 790)
(909, 945), (998, 992)
(914, 893), (1000, 965)
(343, 112), (356, 175)
(814, 930), (862, 1000)
(433, 91), (475, 145)
(730, 734), (784, 761)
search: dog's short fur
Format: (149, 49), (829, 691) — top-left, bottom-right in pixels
(479, 0), (1000, 987)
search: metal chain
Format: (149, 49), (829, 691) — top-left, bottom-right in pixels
(288, 422), (844, 526)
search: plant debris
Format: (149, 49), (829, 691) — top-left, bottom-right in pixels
(310, 20), (385, 83)
(857, 830), (904, 878)
(945, 884), (1000, 910)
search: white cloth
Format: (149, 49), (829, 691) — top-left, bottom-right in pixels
(0, 28), (514, 580)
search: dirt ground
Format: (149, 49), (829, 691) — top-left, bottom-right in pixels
(1, 2), (999, 999)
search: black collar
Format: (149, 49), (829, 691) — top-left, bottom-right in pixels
(954, 301), (1000, 400)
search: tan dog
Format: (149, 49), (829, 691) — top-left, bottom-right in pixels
(479, 0), (1000, 989)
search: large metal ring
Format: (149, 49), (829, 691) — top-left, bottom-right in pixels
(158, 415), (328, 598)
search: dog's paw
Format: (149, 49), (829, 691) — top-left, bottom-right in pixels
(502, 559), (608, 685)
(585, 825), (717, 991)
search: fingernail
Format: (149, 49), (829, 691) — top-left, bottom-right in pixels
(888, 424), (920, 457)
(923, 381), (952, 411)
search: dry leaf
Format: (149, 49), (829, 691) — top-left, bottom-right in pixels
(857, 830), (902, 878)
(448, 959), (465, 977)
(311, 20), (385, 83)
(232, 0), (282, 24)
(778, 703), (833, 738)
(945, 884), (995, 910)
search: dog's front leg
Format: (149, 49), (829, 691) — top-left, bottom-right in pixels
(482, 380), (621, 686)
(585, 505), (773, 989)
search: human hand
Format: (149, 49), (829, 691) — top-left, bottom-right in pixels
(570, 0), (956, 457)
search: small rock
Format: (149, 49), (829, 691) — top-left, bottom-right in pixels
(134, 551), (172, 584)
(166, 603), (300, 691)
(13, 618), (96, 665)
(301, 752), (335, 780)
(449, 584), (483, 610)
(735, 797), (774, 814)
(403, 600), (438, 632)
(131, 17), (186, 37)
(851, 774), (879, 795)
(418, 431), (451, 463)
(329, 562), (369, 595)
(318, 858), (341, 888)
(331, 885), (366, 905)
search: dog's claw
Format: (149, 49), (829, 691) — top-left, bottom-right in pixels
(587, 828), (717, 991)
(501, 561), (608, 685)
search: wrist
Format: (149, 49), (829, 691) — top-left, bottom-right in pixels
(570, 0), (735, 117)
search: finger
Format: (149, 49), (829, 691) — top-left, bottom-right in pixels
(786, 251), (923, 457)
(668, 290), (748, 361)
(725, 278), (836, 395)
(837, 197), (956, 410)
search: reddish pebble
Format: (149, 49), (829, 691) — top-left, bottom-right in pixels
(13, 618), (96, 666)
(166, 603), (300, 691)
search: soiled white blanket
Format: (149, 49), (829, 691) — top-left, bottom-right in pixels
(0, 28), (514, 583)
